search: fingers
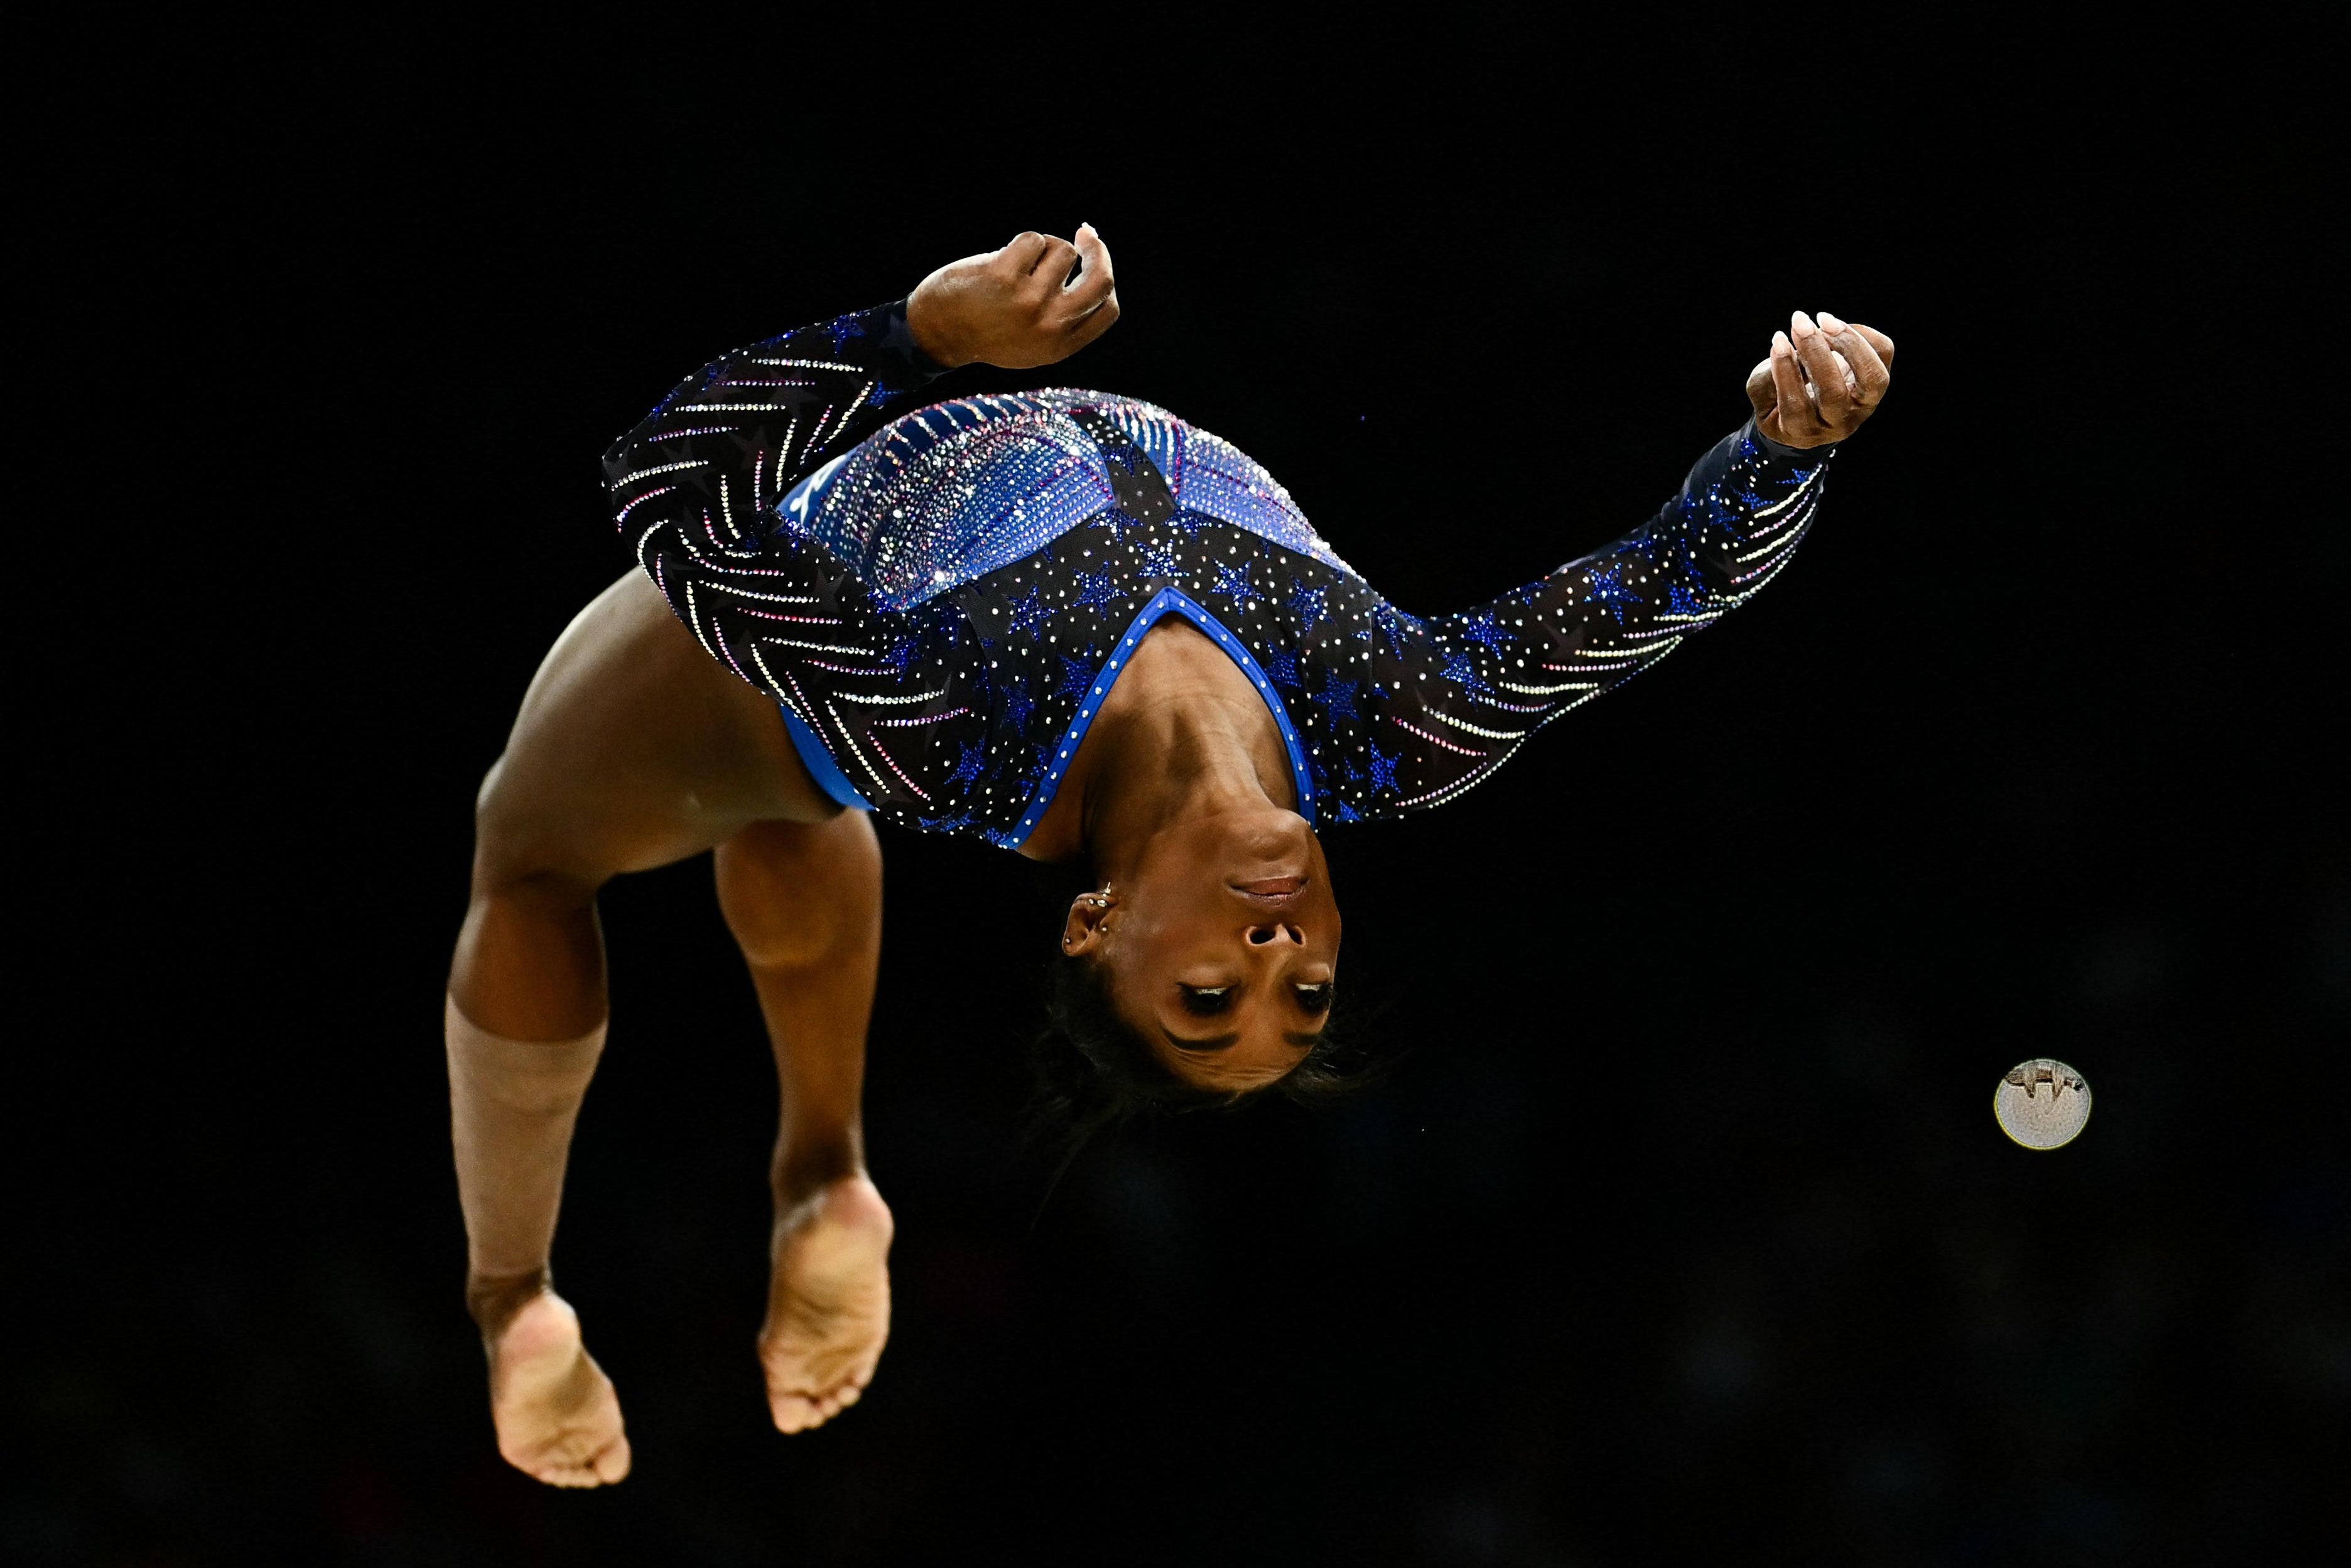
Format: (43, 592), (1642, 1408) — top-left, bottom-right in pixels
(954, 222), (1122, 368)
(1758, 309), (1893, 444)
(1768, 332), (1821, 442)
(1841, 318), (1896, 367)
(1790, 311), (1854, 423)
(995, 231), (1049, 276)
(1025, 233), (1081, 284)
(1819, 310), (1891, 408)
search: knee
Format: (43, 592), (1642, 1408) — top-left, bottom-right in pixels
(468, 757), (601, 909)
(716, 816), (880, 970)
(473, 755), (507, 818)
(470, 755), (521, 863)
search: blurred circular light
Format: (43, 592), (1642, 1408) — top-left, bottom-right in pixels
(1994, 1059), (2091, 1150)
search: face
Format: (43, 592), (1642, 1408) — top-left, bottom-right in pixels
(1063, 806), (1339, 1093)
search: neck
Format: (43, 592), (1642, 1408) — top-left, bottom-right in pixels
(1082, 698), (1285, 885)
(1019, 620), (1295, 867)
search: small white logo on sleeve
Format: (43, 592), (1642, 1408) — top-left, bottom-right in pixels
(1994, 1059), (2092, 1150)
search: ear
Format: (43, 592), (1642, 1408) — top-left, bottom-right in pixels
(1061, 892), (1113, 955)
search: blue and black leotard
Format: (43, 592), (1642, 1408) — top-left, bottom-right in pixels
(604, 298), (1834, 847)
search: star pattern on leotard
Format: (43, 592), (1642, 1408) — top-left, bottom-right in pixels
(1135, 535), (1182, 579)
(1006, 584), (1051, 636)
(1586, 563), (1639, 623)
(1369, 600), (1424, 652)
(1209, 558), (1256, 602)
(1315, 666), (1361, 722)
(1459, 610), (1512, 657)
(1261, 644), (1302, 690)
(946, 740), (987, 789)
(1072, 568), (1121, 609)
(1002, 683), (1037, 732)
(1437, 647), (1486, 691)
(1094, 507), (1147, 544)
(823, 313), (868, 352)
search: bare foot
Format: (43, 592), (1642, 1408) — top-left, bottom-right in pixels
(486, 1292), (632, 1486)
(760, 1174), (895, 1434)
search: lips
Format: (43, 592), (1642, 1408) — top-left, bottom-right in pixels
(1232, 875), (1307, 901)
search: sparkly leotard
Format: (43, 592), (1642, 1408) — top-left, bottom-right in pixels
(605, 298), (1834, 846)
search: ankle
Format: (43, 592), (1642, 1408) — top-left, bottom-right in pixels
(772, 1138), (864, 1210)
(467, 1266), (552, 1344)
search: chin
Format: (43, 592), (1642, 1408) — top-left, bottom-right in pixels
(1218, 809), (1317, 866)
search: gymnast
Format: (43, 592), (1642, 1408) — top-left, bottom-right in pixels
(446, 223), (1893, 1485)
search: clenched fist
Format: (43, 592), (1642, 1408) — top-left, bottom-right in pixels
(1744, 311), (1895, 449)
(905, 225), (1120, 370)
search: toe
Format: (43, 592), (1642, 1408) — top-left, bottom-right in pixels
(771, 1393), (816, 1433)
(590, 1434), (632, 1484)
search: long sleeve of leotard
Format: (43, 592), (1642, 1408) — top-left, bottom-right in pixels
(1353, 421), (1833, 816)
(599, 300), (953, 716)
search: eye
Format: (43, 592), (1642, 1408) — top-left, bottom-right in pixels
(1179, 985), (1234, 1017)
(1294, 983), (1334, 1015)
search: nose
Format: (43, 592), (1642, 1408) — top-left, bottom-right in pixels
(1246, 924), (1304, 947)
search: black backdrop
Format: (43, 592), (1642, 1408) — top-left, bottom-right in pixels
(18, 19), (2345, 1567)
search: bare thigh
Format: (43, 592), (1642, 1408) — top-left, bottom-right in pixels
(475, 570), (838, 887)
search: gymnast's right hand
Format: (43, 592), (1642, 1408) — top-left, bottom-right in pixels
(905, 225), (1119, 370)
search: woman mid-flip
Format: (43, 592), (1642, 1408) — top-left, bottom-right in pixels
(447, 224), (1893, 1485)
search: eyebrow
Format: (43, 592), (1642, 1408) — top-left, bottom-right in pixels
(1161, 1027), (1325, 1054)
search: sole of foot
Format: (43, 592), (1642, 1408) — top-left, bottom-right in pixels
(489, 1291), (632, 1487)
(760, 1174), (895, 1434)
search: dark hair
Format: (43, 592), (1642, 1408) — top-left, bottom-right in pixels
(1025, 946), (1379, 1191)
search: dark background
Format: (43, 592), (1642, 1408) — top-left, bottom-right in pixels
(18, 18), (2345, 1567)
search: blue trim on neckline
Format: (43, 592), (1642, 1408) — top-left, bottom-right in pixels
(777, 701), (876, 812)
(1003, 587), (1315, 850)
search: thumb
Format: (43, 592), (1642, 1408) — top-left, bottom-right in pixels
(1070, 222), (1112, 291)
(1745, 357), (1776, 417)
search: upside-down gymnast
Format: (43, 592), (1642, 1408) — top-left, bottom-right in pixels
(446, 223), (1894, 1485)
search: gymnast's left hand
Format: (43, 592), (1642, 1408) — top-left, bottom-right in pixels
(905, 224), (1120, 370)
(1744, 311), (1895, 448)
